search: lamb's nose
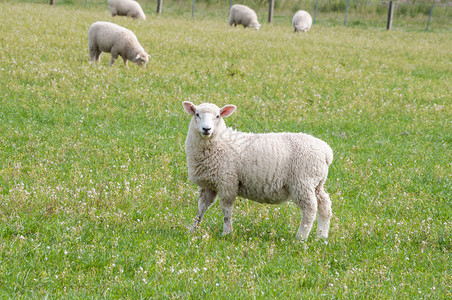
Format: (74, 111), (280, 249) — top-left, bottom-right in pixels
(202, 127), (211, 134)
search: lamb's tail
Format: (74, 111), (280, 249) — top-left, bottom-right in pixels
(296, 23), (310, 32)
(325, 145), (333, 166)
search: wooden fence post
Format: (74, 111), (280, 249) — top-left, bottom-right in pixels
(344, 0), (350, 26)
(314, 0), (319, 24)
(192, 0), (195, 18)
(425, 4), (434, 32)
(157, 0), (162, 14)
(387, 1), (394, 30)
(268, 0), (274, 23)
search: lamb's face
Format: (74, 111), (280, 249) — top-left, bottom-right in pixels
(294, 26), (308, 32)
(250, 22), (261, 30)
(183, 102), (236, 139)
(133, 52), (150, 67)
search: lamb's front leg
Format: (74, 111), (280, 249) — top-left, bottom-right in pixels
(219, 197), (236, 236)
(122, 56), (128, 67)
(190, 188), (217, 233)
(109, 51), (118, 67)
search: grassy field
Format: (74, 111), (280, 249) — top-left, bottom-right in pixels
(0, 1), (451, 298)
(15, 0), (452, 32)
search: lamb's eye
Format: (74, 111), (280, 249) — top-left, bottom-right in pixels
(195, 113), (199, 117)
(216, 115), (220, 119)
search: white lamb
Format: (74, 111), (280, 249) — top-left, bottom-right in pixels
(88, 21), (149, 67)
(292, 10), (313, 32)
(108, 0), (146, 20)
(229, 4), (261, 30)
(183, 102), (333, 240)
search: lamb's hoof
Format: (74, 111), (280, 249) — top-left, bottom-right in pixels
(295, 234), (308, 241)
(189, 225), (198, 233)
(222, 229), (232, 236)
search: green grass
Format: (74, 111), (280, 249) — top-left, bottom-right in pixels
(0, 2), (451, 298)
(13, 0), (452, 31)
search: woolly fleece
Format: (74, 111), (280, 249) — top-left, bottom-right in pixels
(229, 4), (261, 30)
(88, 21), (149, 67)
(183, 102), (333, 240)
(292, 10), (313, 32)
(108, 0), (146, 20)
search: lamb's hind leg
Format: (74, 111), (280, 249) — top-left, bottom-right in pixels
(293, 185), (317, 240)
(89, 47), (100, 63)
(190, 188), (217, 233)
(316, 182), (332, 239)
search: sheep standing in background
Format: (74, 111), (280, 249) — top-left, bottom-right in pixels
(292, 10), (313, 32)
(108, 0), (146, 20)
(229, 4), (261, 30)
(183, 102), (333, 240)
(88, 21), (149, 67)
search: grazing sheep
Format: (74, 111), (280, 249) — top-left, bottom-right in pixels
(292, 10), (313, 32)
(88, 21), (149, 67)
(108, 0), (146, 20)
(183, 102), (333, 240)
(229, 4), (261, 30)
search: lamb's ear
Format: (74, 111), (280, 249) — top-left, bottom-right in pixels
(183, 101), (196, 115)
(220, 105), (236, 117)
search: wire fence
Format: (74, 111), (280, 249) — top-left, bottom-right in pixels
(17, 0), (452, 32)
